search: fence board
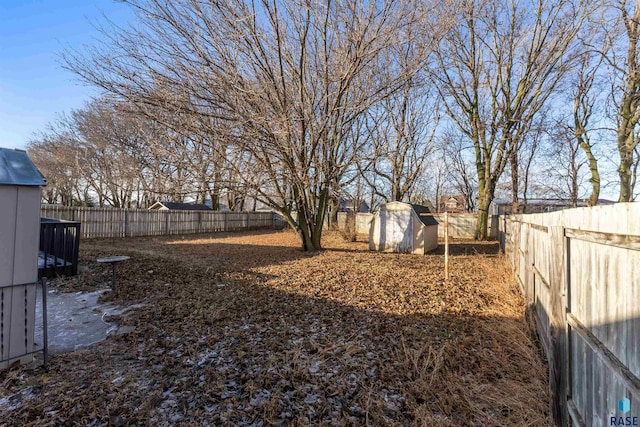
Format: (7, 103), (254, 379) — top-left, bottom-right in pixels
(40, 206), (277, 239)
(499, 202), (640, 426)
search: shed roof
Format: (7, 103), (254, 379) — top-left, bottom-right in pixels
(0, 148), (46, 187)
(409, 203), (439, 226)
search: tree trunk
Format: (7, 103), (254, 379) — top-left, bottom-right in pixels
(570, 165), (579, 208)
(329, 198), (339, 230)
(210, 192), (220, 210)
(618, 145), (634, 202)
(298, 219), (315, 252)
(510, 150), (520, 213)
(392, 182), (402, 202)
(296, 211), (323, 251)
(579, 140), (600, 206)
(475, 198), (491, 240)
(292, 188), (326, 252)
(475, 181), (495, 240)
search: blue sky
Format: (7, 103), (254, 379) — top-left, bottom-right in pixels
(0, 0), (133, 149)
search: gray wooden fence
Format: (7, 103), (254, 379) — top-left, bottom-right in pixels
(41, 206), (278, 239)
(499, 203), (640, 426)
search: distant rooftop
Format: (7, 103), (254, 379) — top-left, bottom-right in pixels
(149, 201), (212, 211)
(0, 148), (46, 187)
(491, 198), (616, 206)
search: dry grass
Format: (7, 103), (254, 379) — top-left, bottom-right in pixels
(0, 230), (549, 426)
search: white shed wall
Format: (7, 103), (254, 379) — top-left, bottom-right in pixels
(369, 202), (438, 254)
(369, 204), (414, 253)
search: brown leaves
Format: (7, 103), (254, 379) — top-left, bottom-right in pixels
(1, 231), (548, 426)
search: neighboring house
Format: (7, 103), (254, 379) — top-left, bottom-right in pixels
(439, 195), (468, 213)
(148, 201), (212, 211)
(338, 198), (370, 213)
(489, 198), (616, 215)
(203, 200), (230, 211)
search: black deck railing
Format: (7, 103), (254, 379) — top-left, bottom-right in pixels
(38, 218), (81, 278)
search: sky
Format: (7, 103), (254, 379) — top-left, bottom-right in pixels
(0, 0), (134, 150)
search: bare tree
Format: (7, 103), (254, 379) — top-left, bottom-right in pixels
(428, 0), (589, 239)
(28, 134), (85, 206)
(30, 97), (224, 208)
(570, 48), (604, 206)
(603, 0), (640, 201)
(359, 77), (438, 203)
(518, 119), (545, 211)
(544, 120), (588, 206)
(356, 30), (439, 204)
(64, 0), (428, 250)
(438, 132), (478, 212)
(69, 100), (143, 207)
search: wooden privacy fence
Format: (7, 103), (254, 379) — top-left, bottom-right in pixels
(41, 206), (278, 238)
(499, 203), (640, 426)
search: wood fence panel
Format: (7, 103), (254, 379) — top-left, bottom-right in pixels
(40, 206), (277, 238)
(498, 203), (640, 427)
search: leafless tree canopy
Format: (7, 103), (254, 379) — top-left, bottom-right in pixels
(428, 0), (590, 238)
(63, 0), (434, 250)
(26, 0), (640, 247)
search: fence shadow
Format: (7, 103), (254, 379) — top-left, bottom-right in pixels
(433, 241), (500, 256)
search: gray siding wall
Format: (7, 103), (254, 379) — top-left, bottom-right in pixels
(1, 186), (40, 370)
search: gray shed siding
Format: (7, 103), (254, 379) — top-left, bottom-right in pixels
(0, 149), (43, 370)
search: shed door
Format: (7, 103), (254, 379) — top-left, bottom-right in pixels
(386, 210), (412, 253)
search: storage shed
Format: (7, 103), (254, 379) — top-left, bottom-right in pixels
(369, 202), (438, 254)
(0, 148), (46, 370)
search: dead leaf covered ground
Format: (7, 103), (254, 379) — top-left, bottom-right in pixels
(0, 231), (548, 426)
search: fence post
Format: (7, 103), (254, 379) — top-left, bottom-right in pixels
(513, 220), (521, 278)
(444, 212), (449, 281)
(223, 212), (228, 231)
(124, 210), (129, 237)
(548, 226), (568, 426)
(164, 211), (169, 235)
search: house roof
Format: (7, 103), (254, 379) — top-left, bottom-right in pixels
(151, 202), (212, 211)
(410, 203), (439, 226)
(338, 198), (370, 213)
(491, 198), (617, 207)
(0, 148), (46, 187)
